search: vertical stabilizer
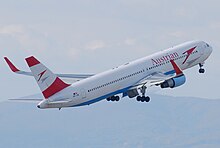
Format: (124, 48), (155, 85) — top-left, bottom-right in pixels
(25, 56), (70, 99)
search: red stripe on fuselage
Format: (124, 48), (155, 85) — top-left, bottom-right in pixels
(26, 56), (40, 67)
(42, 77), (70, 98)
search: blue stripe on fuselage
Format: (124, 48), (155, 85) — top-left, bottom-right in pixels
(72, 86), (132, 107)
(164, 70), (175, 75)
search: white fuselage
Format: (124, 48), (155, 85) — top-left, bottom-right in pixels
(39, 40), (212, 108)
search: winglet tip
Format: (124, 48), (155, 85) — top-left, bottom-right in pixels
(4, 57), (20, 72)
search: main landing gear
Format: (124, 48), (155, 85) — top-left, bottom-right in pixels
(199, 63), (205, 73)
(106, 96), (120, 101)
(136, 85), (150, 102)
(106, 85), (150, 103)
(136, 96), (150, 102)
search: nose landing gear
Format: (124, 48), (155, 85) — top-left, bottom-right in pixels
(199, 63), (205, 73)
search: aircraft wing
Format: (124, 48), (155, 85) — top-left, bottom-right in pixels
(4, 57), (94, 82)
(132, 72), (174, 88)
(131, 59), (183, 89)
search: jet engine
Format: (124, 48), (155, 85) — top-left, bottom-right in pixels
(160, 74), (186, 88)
(127, 89), (139, 98)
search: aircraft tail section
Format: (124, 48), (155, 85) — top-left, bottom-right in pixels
(25, 56), (70, 99)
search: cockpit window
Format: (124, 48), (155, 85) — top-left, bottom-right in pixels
(206, 43), (210, 47)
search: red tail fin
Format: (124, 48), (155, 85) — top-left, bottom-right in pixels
(25, 56), (70, 99)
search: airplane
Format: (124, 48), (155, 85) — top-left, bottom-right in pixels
(4, 40), (212, 110)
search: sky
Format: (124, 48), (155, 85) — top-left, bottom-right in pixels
(1, 0), (219, 100)
(0, 1), (220, 147)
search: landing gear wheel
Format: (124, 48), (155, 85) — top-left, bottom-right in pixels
(137, 96), (141, 101)
(106, 96), (120, 102)
(199, 68), (205, 73)
(199, 63), (205, 74)
(136, 96), (150, 102)
(145, 96), (150, 102)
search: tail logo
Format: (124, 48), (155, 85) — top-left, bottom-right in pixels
(182, 46), (197, 64)
(37, 70), (47, 82)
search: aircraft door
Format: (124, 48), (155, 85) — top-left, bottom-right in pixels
(80, 88), (86, 99)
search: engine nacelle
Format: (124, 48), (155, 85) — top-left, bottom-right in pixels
(127, 89), (139, 98)
(160, 74), (186, 88)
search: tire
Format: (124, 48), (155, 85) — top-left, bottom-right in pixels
(199, 69), (205, 73)
(145, 96), (150, 102)
(116, 96), (120, 101)
(136, 96), (141, 101)
(140, 97), (145, 102)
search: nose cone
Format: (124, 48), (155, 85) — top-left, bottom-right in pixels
(203, 42), (213, 57)
(208, 46), (213, 55)
(206, 45), (213, 57)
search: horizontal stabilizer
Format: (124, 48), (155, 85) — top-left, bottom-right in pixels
(8, 93), (44, 102)
(9, 98), (43, 101)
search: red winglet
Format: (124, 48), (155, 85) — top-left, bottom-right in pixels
(25, 56), (40, 67)
(4, 57), (20, 72)
(170, 60), (183, 75)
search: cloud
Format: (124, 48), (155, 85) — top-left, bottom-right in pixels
(0, 25), (32, 50)
(124, 38), (136, 46)
(210, 22), (220, 29)
(169, 31), (187, 38)
(175, 7), (192, 17)
(0, 25), (24, 35)
(0, 24), (48, 52)
(85, 40), (105, 51)
(68, 47), (80, 60)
